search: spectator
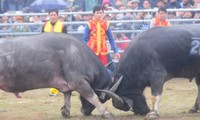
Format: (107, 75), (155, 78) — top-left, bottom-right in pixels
(180, 8), (195, 24)
(167, 0), (181, 9)
(193, 0), (200, 8)
(142, 0), (153, 20)
(0, 13), (10, 33)
(150, 7), (171, 28)
(58, 15), (66, 22)
(180, 0), (193, 8)
(167, 12), (179, 24)
(150, 0), (158, 8)
(118, 4), (127, 10)
(82, 5), (120, 66)
(194, 12), (200, 23)
(131, 0), (141, 10)
(11, 15), (29, 32)
(102, 0), (113, 11)
(115, 0), (123, 9)
(41, 9), (67, 96)
(126, 0), (133, 9)
(142, 0), (151, 9)
(154, 0), (166, 9)
(29, 15), (42, 32)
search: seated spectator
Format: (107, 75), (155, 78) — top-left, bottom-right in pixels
(126, 0), (133, 9)
(142, 0), (151, 9)
(115, 0), (123, 9)
(154, 0), (166, 9)
(131, 0), (142, 10)
(29, 15), (42, 32)
(118, 4), (127, 10)
(180, 0), (193, 8)
(167, 0), (181, 8)
(193, 0), (200, 8)
(180, 8), (195, 24)
(167, 12), (179, 25)
(102, 0), (113, 11)
(11, 16), (29, 32)
(194, 12), (200, 23)
(0, 13), (11, 32)
(142, 0), (153, 21)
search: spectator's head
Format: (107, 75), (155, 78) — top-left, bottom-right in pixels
(48, 9), (59, 24)
(59, 15), (65, 22)
(119, 5), (126, 10)
(15, 16), (24, 22)
(183, 10), (195, 18)
(143, 0), (151, 9)
(182, 0), (191, 5)
(1, 14), (9, 23)
(131, 0), (140, 9)
(167, 12), (176, 19)
(115, 0), (122, 8)
(157, 7), (167, 20)
(156, 0), (165, 8)
(102, 0), (112, 7)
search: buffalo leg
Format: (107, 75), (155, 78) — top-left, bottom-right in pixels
(145, 67), (166, 120)
(75, 79), (114, 119)
(188, 75), (200, 113)
(80, 96), (95, 116)
(61, 91), (72, 118)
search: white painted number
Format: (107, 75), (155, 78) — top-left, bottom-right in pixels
(190, 40), (200, 55)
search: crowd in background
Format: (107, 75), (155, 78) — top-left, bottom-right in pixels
(0, 0), (200, 13)
(0, 0), (200, 48)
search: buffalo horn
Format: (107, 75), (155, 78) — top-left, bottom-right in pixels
(109, 76), (123, 92)
(95, 89), (124, 106)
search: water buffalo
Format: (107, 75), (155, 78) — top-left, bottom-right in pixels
(113, 25), (200, 119)
(0, 32), (119, 119)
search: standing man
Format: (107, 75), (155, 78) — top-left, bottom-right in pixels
(42, 9), (67, 33)
(150, 7), (171, 28)
(42, 9), (67, 96)
(82, 5), (120, 66)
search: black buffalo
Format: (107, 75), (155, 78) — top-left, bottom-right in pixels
(113, 25), (200, 119)
(0, 32), (119, 119)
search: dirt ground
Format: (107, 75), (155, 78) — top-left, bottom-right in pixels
(1, 78), (200, 120)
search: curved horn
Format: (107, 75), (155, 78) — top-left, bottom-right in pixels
(109, 76), (123, 92)
(95, 89), (124, 107)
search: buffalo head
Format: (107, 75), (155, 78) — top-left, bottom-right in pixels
(112, 75), (150, 115)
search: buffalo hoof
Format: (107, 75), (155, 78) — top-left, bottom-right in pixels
(145, 111), (159, 120)
(81, 108), (92, 116)
(81, 106), (95, 116)
(101, 111), (115, 120)
(60, 106), (70, 118)
(187, 108), (197, 113)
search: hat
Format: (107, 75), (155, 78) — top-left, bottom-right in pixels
(131, 0), (140, 3)
(59, 15), (65, 18)
(102, 0), (112, 7)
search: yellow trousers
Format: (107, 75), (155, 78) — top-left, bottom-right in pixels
(49, 88), (59, 95)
